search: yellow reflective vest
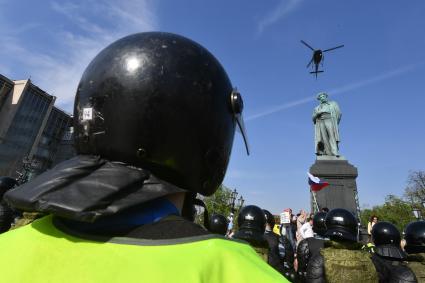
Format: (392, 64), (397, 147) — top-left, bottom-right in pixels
(0, 216), (288, 283)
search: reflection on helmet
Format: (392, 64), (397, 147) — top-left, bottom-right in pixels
(234, 205), (267, 248)
(209, 214), (228, 235)
(313, 211), (327, 237)
(325, 208), (358, 242)
(404, 220), (425, 254)
(237, 205), (266, 233)
(372, 221), (401, 246)
(73, 32), (249, 196)
(263, 209), (275, 227)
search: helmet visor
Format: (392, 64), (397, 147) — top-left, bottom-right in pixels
(231, 89), (250, 155)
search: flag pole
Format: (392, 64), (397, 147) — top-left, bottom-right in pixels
(311, 189), (320, 213)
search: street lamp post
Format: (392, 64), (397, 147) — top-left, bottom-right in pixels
(237, 195), (244, 210)
(412, 208), (422, 220)
(230, 189), (238, 213)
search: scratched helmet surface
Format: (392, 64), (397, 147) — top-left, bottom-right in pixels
(74, 32), (248, 196)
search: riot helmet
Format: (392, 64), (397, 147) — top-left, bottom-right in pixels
(263, 209), (275, 227)
(404, 220), (425, 254)
(372, 221), (406, 259)
(313, 211), (327, 237)
(324, 208), (357, 242)
(209, 214), (228, 235)
(0, 177), (18, 198)
(372, 221), (401, 246)
(234, 205), (266, 244)
(73, 32), (249, 196)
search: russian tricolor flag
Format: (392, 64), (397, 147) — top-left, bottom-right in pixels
(308, 172), (329, 192)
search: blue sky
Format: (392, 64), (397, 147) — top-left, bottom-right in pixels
(1, 0), (424, 214)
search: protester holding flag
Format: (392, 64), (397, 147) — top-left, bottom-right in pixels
(307, 173), (329, 212)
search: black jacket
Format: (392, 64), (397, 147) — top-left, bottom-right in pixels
(0, 201), (14, 233)
(297, 237), (325, 276)
(371, 254), (417, 283)
(264, 230), (285, 274)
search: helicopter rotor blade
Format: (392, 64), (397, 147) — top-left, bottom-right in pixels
(300, 40), (315, 51)
(306, 58), (313, 68)
(323, 45), (344, 52)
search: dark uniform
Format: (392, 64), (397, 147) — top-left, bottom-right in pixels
(306, 208), (380, 283)
(0, 32), (287, 282)
(404, 221), (425, 283)
(234, 205), (269, 262)
(0, 177), (18, 233)
(297, 212), (327, 281)
(264, 209), (285, 274)
(371, 221), (417, 283)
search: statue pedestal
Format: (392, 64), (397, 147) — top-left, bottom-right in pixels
(309, 158), (360, 219)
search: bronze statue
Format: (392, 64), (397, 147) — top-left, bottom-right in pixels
(312, 92), (341, 157)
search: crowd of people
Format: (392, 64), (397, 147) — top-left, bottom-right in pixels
(206, 204), (425, 283)
(0, 31), (423, 282)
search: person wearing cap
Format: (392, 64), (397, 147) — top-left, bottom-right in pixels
(404, 221), (425, 282)
(0, 32), (287, 283)
(370, 221), (417, 283)
(306, 208), (381, 282)
(226, 212), (234, 237)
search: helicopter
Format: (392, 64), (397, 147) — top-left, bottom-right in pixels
(300, 40), (344, 78)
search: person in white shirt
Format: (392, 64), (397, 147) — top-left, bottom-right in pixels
(300, 217), (314, 239)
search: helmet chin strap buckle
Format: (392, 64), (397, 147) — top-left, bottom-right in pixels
(230, 88), (250, 155)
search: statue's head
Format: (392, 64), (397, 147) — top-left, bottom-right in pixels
(317, 92), (328, 103)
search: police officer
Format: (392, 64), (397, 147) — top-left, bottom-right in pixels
(297, 211), (327, 281)
(371, 221), (417, 283)
(0, 32), (287, 282)
(209, 214), (228, 235)
(234, 205), (269, 262)
(263, 209), (285, 274)
(404, 221), (425, 282)
(306, 208), (380, 283)
(0, 176), (18, 233)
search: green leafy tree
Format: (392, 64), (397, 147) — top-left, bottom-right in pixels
(195, 185), (242, 229)
(204, 184), (233, 217)
(404, 170), (425, 216)
(360, 195), (416, 232)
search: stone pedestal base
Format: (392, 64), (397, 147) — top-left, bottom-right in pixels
(309, 158), (360, 219)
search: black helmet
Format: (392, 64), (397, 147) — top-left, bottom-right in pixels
(0, 177), (18, 198)
(234, 205), (266, 244)
(325, 208), (357, 242)
(372, 221), (406, 259)
(372, 221), (401, 246)
(313, 211), (327, 237)
(73, 32), (249, 196)
(404, 221), (425, 254)
(263, 209), (275, 227)
(209, 214), (228, 235)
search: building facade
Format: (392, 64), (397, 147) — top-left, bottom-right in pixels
(0, 74), (73, 179)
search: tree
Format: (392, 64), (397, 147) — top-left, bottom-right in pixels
(195, 185), (242, 229)
(404, 170), (425, 205)
(203, 184), (233, 217)
(360, 195), (416, 232)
